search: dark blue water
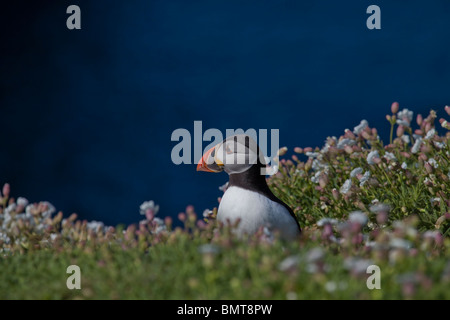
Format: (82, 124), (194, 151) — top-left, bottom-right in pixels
(1, 0), (450, 226)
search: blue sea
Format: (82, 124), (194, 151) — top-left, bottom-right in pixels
(1, 0), (449, 226)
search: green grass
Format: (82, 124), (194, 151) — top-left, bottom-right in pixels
(0, 104), (449, 299)
(0, 224), (448, 299)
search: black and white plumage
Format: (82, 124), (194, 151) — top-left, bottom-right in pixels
(197, 134), (301, 240)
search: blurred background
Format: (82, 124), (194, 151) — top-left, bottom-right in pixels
(1, 0), (449, 226)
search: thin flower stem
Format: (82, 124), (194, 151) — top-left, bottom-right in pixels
(390, 122), (394, 145)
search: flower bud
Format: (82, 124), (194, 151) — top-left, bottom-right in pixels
(332, 188), (340, 200)
(445, 105), (450, 116)
(186, 205), (195, 214)
(376, 211), (388, 225)
(178, 212), (186, 222)
(319, 174), (328, 188)
(435, 232), (443, 246)
(391, 102), (399, 114)
(322, 224), (333, 240)
(196, 220), (206, 229)
(400, 151), (411, 158)
(188, 212), (197, 223)
(361, 131), (371, 140)
(277, 147), (288, 156)
(416, 114), (423, 126)
(422, 144), (432, 153)
(344, 129), (356, 140)
(424, 162), (433, 174)
(304, 159), (312, 171)
(68, 213), (78, 222)
(396, 125), (404, 137)
(294, 147), (303, 154)
(418, 153), (427, 161)
(435, 214), (449, 229)
(2, 183), (10, 198)
(164, 216), (173, 228)
(126, 224), (136, 235)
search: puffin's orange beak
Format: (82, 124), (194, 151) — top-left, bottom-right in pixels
(197, 146), (215, 172)
(197, 146), (223, 172)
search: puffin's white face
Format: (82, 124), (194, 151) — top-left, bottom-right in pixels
(197, 134), (265, 174)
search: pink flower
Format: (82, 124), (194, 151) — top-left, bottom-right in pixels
(411, 138), (423, 154)
(366, 150), (380, 165)
(178, 212), (186, 222)
(397, 108), (414, 127)
(353, 120), (369, 135)
(139, 201), (160, 220)
(340, 179), (352, 194)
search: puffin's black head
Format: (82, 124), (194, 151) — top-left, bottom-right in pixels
(197, 134), (266, 175)
(197, 134), (302, 234)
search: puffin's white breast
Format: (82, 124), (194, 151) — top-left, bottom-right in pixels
(218, 186), (299, 240)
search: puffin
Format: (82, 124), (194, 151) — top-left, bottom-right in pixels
(197, 134), (301, 240)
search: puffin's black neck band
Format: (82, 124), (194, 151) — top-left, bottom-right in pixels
(228, 163), (301, 233)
